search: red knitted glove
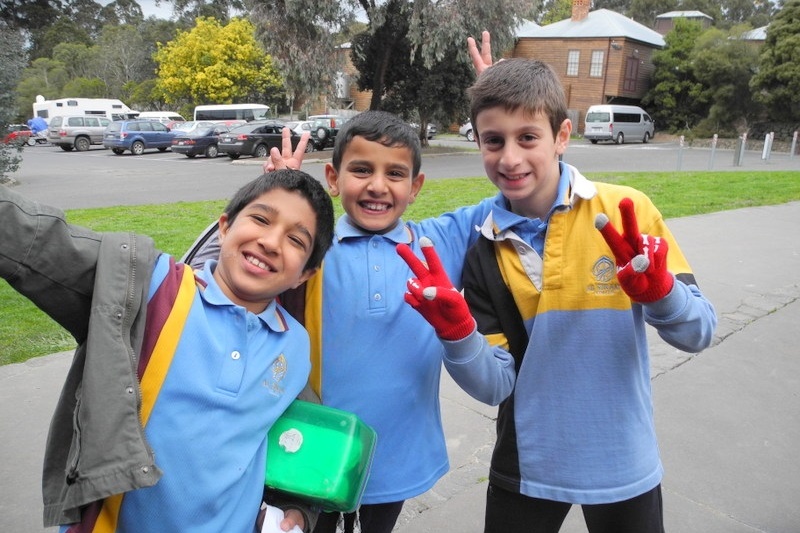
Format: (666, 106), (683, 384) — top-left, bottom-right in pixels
(396, 237), (476, 341)
(594, 198), (674, 303)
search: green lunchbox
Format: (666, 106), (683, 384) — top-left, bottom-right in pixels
(265, 400), (377, 512)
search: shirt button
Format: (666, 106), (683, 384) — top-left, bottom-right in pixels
(374, 293), (382, 301)
(231, 351), (241, 360)
(517, 246), (527, 254)
(374, 265), (380, 272)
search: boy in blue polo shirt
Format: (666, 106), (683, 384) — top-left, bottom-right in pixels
(0, 170), (334, 533)
(186, 111), (513, 533)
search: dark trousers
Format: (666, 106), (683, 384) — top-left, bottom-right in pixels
(312, 501), (405, 533)
(484, 483), (665, 533)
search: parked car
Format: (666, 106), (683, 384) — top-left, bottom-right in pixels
(217, 120), (300, 159)
(409, 122), (438, 140)
(171, 124), (230, 158)
(47, 115), (111, 151)
(285, 120), (324, 152)
(3, 124), (35, 146)
(458, 120), (474, 142)
(103, 119), (177, 155)
(307, 114), (347, 149)
(137, 111), (186, 125)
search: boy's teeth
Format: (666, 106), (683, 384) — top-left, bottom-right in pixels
(247, 256), (268, 270)
(363, 202), (388, 211)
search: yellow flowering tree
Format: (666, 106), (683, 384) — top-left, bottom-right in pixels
(154, 16), (283, 105)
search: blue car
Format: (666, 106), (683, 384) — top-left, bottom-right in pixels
(104, 119), (177, 155)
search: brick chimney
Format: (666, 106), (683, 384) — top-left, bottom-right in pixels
(572, 0), (590, 21)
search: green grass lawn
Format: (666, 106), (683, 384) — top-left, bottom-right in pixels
(2, 170), (799, 366)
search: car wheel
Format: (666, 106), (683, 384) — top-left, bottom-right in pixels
(254, 144), (269, 158)
(304, 141), (315, 153)
(615, 132), (624, 145)
(112, 148), (125, 155)
(466, 130), (474, 142)
(26, 136), (36, 147)
(590, 139), (598, 144)
(74, 137), (91, 152)
(59, 144), (73, 151)
(643, 132), (651, 144)
(316, 127), (328, 141)
(205, 144), (218, 158)
(131, 141), (145, 155)
(227, 153), (240, 160)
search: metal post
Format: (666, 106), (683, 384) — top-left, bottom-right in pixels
(677, 135), (684, 170)
(791, 131), (798, 160)
(761, 132), (774, 162)
(739, 132), (747, 166)
(709, 134), (717, 170)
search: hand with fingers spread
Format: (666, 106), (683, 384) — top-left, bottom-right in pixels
(595, 198), (674, 303)
(262, 128), (310, 173)
(467, 30), (494, 75)
(396, 237), (476, 341)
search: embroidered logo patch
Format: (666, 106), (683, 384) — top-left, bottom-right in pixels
(587, 256), (619, 295)
(264, 354), (288, 395)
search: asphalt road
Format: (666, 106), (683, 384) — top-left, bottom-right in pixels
(8, 136), (797, 210)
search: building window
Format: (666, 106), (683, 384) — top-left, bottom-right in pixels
(566, 50), (580, 76)
(623, 57), (640, 91)
(590, 50), (604, 77)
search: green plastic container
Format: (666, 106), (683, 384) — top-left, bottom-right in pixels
(265, 400), (377, 512)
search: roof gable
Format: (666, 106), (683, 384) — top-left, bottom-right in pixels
(518, 8), (665, 47)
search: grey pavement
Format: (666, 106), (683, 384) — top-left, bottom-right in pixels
(2, 201), (800, 532)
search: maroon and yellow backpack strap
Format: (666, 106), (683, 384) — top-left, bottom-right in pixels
(277, 264), (324, 399)
(72, 259), (197, 533)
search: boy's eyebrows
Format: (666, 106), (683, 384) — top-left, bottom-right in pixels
(249, 203), (315, 244)
(348, 158), (412, 173)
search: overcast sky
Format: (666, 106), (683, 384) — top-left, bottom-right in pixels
(138, 0), (175, 19)
(98, 0), (175, 20)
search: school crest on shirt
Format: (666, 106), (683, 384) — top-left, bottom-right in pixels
(586, 255), (620, 295)
(264, 354), (287, 395)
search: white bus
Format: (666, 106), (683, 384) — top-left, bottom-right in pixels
(193, 103), (270, 122)
(32, 96), (138, 122)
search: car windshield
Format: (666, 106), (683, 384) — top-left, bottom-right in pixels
(193, 126), (216, 136)
(586, 112), (610, 123)
(229, 123), (262, 134)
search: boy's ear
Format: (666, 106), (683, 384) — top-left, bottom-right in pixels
(293, 267), (318, 288)
(409, 172), (425, 204)
(217, 213), (230, 243)
(556, 118), (572, 155)
(324, 163), (339, 196)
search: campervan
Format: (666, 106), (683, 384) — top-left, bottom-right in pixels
(32, 96), (138, 122)
(583, 105), (655, 145)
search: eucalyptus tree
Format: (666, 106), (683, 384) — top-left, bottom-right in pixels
(245, 0), (537, 114)
(750, 0), (800, 122)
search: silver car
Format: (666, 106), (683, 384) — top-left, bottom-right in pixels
(47, 115), (111, 152)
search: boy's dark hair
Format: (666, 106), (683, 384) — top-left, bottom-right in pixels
(331, 110), (422, 177)
(223, 169), (334, 270)
(468, 58), (568, 140)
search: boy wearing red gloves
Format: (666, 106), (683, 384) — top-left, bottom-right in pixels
(398, 39), (717, 533)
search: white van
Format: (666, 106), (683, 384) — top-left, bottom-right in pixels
(584, 105), (655, 145)
(137, 111), (186, 125)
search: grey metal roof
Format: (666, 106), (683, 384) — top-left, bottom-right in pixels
(517, 9), (665, 47)
(515, 18), (541, 38)
(656, 10), (713, 20)
(741, 25), (768, 41)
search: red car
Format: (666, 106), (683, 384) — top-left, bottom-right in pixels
(2, 124), (35, 146)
